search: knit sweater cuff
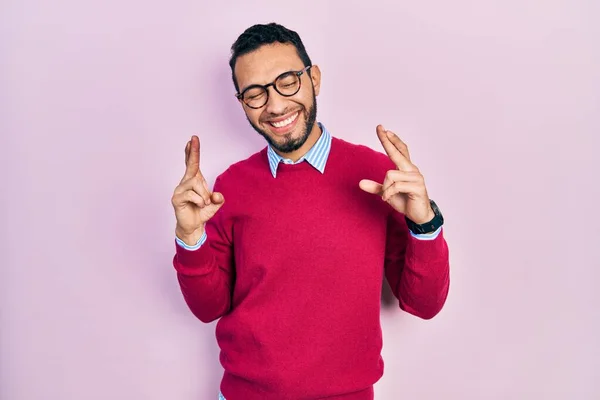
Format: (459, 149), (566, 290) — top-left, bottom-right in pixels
(173, 240), (216, 276)
(407, 227), (448, 263)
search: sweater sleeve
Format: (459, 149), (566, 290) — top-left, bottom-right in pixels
(383, 209), (450, 319)
(172, 175), (235, 323)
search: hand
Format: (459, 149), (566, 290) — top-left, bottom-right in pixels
(359, 125), (434, 224)
(171, 135), (225, 245)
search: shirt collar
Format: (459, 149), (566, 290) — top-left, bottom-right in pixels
(266, 122), (332, 178)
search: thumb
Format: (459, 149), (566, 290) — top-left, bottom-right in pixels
(359, 179), (383, 195)
(210, 192), (225, 205)
(200, 192), (225, 223)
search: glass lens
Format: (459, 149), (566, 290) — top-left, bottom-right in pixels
(276, 72), (300, 95)
(243, 87), (267, 107)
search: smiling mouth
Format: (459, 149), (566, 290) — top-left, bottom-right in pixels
(268, 111), (299, 128)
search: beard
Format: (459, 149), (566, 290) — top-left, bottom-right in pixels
(247, 92), (318, 154)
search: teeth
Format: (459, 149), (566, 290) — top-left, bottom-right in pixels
(271, 112), (298, 128)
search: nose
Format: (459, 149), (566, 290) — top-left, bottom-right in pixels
(264, 86), (287, 115)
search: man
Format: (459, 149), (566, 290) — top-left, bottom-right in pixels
(171, 22), (450, 400)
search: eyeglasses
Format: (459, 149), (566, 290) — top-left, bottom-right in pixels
(236, 66), (312, 109)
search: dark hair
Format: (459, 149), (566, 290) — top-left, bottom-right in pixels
(229, 22), (313, 93)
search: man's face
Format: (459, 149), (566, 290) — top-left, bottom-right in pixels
(234, 43), (321, 154)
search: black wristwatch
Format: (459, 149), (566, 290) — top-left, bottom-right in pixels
(405, 199), (444, 234)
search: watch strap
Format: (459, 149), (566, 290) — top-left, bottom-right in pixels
(405, 199), (444, 234)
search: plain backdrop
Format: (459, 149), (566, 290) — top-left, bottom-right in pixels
(2, 0), (599, 399)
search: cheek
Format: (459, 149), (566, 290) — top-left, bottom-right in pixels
(245, 108), (262, 124)
(297, 89), (314, 109)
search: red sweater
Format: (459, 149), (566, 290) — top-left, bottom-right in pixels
(173, 137), (450, 400)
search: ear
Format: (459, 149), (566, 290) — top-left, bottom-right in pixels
(309, 65), (321, 96)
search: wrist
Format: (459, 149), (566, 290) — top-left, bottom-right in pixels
(411, 208), (435, 225)
(175, 225), (205, 246)
(405, 199), (444, 234)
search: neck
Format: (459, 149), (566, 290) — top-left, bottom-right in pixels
(274, 123), (322, 162)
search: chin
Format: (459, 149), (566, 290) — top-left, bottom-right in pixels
(270, 132), (307, 153)
(248, 98), (317, 154)
(258, 116), (309, 153)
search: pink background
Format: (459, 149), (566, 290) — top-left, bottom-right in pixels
(2, 1), (599, 399)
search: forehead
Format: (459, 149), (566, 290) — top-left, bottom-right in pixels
(235, 43), (304, 89)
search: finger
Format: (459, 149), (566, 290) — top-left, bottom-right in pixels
(175, 176), (211, 205)
(380, 170), (423, 192)
(381, 182), (420, 202)
(376, 125), (415, 171)
(190, 176), (211, 205)
(201, 178), (211, 203)
(184, 140), (191, 167)
(211, 191), (225, 204)
(383, 170), (422, 184)
(384, 129), (411, 163)
(182, 190), (206, 208)
(381, 169), (414, 193)
(171, 188), (204, 208)
(359, 179), (383, 195)
(376, 125), (405, 168)
(183, 135), (200, 180)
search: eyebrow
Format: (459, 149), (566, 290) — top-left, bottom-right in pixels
(239, 67), (303, 94)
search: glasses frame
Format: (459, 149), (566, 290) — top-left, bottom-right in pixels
(235, 65), (312, 109)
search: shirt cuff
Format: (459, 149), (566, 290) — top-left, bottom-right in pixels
(409, 226), (442, 241)
(175, 231), (207, 250)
